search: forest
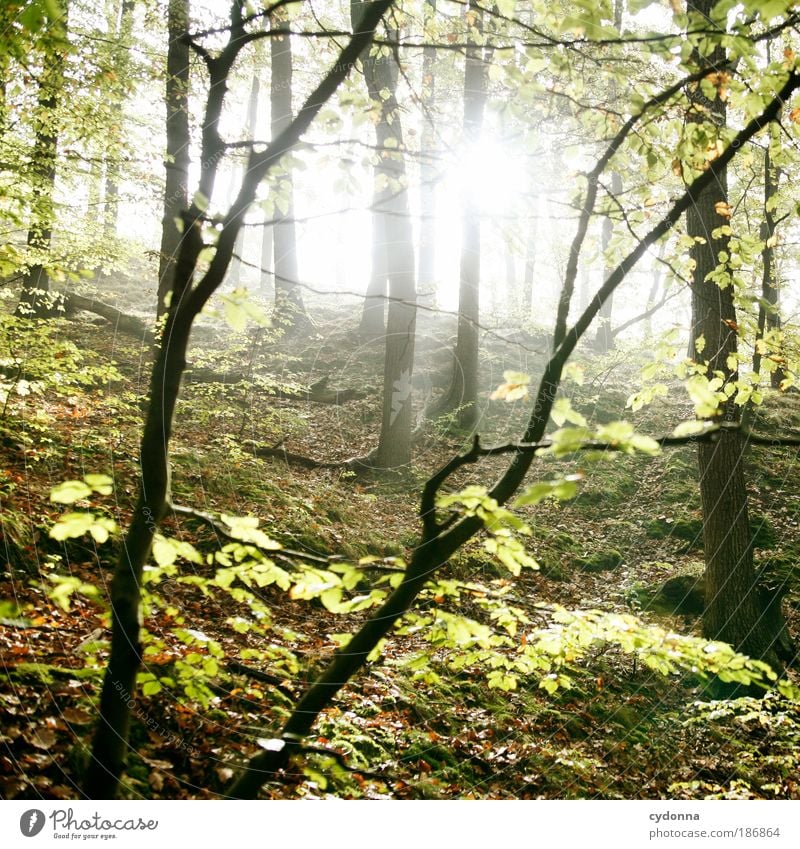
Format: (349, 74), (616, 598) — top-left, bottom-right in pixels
(2, 0), (800, 804)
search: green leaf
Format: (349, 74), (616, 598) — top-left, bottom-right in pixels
(496, 0), (516, 17)
(50, 512), (94, 540)
(672, 420), (714, 438)
(50, 480), (91, 504)
(84, 473), (113, 495)
(152, 535), (177, 567)
(142, 679), (162, 696)
(551, 397), (588, 427)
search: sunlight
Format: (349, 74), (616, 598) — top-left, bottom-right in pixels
(433, 137), (526, 310)
(444, 136), (523, 216)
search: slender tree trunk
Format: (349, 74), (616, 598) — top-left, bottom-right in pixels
(417, 0), (437, 310)
(645, 242), (665, 338)
(359, 205), (387, 335)
(228, 75), (260, 287)
(102, 0), (135, 238)
(157, 0), (190, 318)
(352, 0), (417, 468)
(270, 16), (308, 329)
(260, 216), (273, 293)
(753, 141), (783, 389)
(593, 0), (623, 353)
(17, 0), (69, 318)
(686, 0), (788, 672)
(434, 1), (487, 430)
(522, 213), (537, 316)
(594, 170), (622, 352)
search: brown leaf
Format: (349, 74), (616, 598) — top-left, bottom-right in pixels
(27, 728), (57, 750)
(61, 707), (93, 725)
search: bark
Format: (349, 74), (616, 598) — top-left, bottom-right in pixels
(102, 0), (136, 238)
(228, 74), (260, 287)
(432, 1), (486, 430)
(83, 0), (394, 798)
(593, 0), (623, 353)
(753, 142), (784, 389)
(17, 0), (69, 319)
(644, 242), (666, 337)
(594, 170), (622, 352)
(685, 0), (789, 671)
(357, 12), (402, 338)
(260, 215), (274, 292)
(157, 0), (190, 319)
(352, 1), (417, 469)
(522, 213), (537, 316)
(416, 0), (438, 310)
(270, 17), (308, 329)
(359, 209), (387, 336)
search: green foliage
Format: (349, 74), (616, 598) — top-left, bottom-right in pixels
(437, 485), (539, 575)
(0, 317), (121, 425)
(395, 600), (796, 701)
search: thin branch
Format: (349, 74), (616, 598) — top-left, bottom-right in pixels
(169, 502), (340, 565)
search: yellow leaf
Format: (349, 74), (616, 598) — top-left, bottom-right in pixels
(714, 201), (732, 219)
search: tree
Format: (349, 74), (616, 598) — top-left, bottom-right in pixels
(351, 1), (418, 469)
(684, 0), (790, 671)
(16, 0), (69, 318)
(228, 73), (260, 288)
(430, 0), (488, 430)
(270, 12), (309, 330)
(102, 0), (136, 239)
(593, 0), (624, 353)
(417, 0), (438, 310)
(752, 131), (785, 390)
(157, 0), (190, 317)
(84, 0), (396, 799)
(229, 23), (800, 798)
(356, 5), (402, 337)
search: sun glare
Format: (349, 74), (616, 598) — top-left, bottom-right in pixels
(445, 137), (523, 216)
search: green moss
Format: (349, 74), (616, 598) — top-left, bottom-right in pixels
(646, 516), (703, 546)
(573, 548), (623, 572)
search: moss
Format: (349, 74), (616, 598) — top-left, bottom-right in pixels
(646, 516), (703, 546)
(573, 548), (623, 572)
(636, 562), (706, 616)
(647, 514), (774, 550)
(749, 513), (776, 549)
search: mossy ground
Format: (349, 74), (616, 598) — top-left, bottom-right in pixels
(2, 307), (800, 800)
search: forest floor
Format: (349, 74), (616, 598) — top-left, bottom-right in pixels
(2, 296), (800, 800)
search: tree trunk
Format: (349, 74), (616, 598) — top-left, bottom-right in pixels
(228, 74), (260, 288)
(417, 0), (438, 310)
(753, 141), (783, 389)
(434, 1), (487, 430)
(102, 0), (135, 239)
(645, 242), (665, 338)
(685, 0), (789, 672)
(352, 0), (417, 468)
(270, 16), (308, 330)
(594, 170), (622, 352)
(522, 213), (537, 316)
(260, 216), (274, 293)
(17, 0), (69, 318)
(359, 203), (387, 336)
(593, 0), (623, 353)
(157, 0), (190, 318)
